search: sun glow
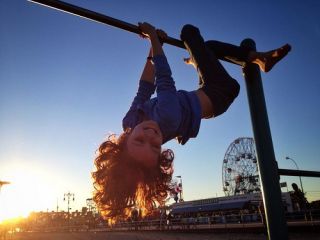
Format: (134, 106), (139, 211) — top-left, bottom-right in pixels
(0, 164), (62, 222)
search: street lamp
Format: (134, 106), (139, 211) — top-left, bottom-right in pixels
(0, 180), (10, 193)
(175, 176), (183, 202)
(285, 156), (304, 193)
(64, 191), (75, 230)
(86, 198), (96, 213)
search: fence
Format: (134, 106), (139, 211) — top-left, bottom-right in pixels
(109, 210), (320, 232)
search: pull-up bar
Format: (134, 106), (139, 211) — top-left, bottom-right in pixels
(279, 168), (320, 177)
(29, 1), (290, 239)
(28, 0), (185, 49)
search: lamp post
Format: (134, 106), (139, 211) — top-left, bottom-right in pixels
(64, 191), (75, 230)
(86, 198), (96, 213)
(285, 156), (304, 193)
(175, 176), (183, 202)
(0, 181), (10, 193)
(86, 198), (95, 229)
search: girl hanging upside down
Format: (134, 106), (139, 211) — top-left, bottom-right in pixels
(92, 22), (291, 220)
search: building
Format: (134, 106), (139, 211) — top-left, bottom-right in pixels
(170, 192), (293, 215)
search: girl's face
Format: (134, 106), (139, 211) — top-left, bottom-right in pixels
(126, 120), (163, 168)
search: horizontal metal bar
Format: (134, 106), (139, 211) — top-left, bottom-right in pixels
(28, 0), (185, 49)
(278, 168), (320, 177)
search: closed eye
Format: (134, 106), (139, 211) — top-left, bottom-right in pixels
(152, 144), (161, 151)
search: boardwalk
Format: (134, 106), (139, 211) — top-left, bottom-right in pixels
(7, 231), (320, 240)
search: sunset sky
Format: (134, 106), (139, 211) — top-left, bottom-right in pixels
(1, 0), (320, 221)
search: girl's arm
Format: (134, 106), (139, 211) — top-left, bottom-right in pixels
(138, 22), (165, 57)
(140, 48), (155, 84)
(123, 23), (166, 130)
(122, 48), (155, 130)
(128, 47), (155, 111)
(139, 22), (180, 126)
(139, 22), (175, 96)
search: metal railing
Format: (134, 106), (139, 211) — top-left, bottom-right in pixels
(109, 210), (320, 231)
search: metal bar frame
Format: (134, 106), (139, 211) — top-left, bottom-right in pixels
(28, 1), (312, 239)
(28, 0), (185, 49)
(241, 39), (288, 239)
(279, 169), (320, 178)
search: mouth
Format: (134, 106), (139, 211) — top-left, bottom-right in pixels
(141, 121), (162, 139)
(144, 121), (160, 131)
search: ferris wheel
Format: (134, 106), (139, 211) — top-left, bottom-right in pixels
(222, 137), (261, 196)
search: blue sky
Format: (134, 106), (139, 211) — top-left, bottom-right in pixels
(1, 0), (320, 217)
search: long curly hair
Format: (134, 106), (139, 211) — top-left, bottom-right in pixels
(92, 130), (174, 220)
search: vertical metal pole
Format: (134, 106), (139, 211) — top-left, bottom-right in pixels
(241, 39), (288, 239)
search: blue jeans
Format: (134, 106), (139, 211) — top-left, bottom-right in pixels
(180, 25), (243, 117)
(205, 40), (250, 67)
